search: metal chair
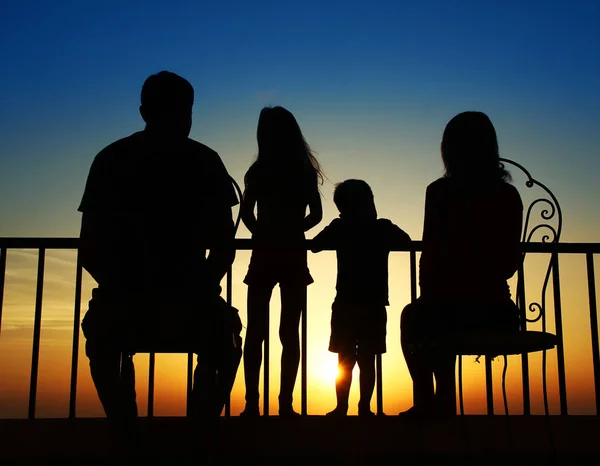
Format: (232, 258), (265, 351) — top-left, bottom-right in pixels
(454, 158), (562, 415)
(117, 175), (245, 416)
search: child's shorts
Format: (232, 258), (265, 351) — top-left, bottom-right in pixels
(328, 299), (387, 355)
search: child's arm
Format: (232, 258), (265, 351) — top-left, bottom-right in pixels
(381, 219), (412, 250)
(310, 219), (340, 253)
(240, 184), (258, 235)
(303, 185), (323, 232)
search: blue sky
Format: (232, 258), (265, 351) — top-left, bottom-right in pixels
(0, 0), (599, 240)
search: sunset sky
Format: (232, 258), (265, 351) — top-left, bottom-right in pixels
(0, 1), (599, 418)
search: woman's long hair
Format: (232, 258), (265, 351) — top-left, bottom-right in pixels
(246, 106), (324, 190)
(441, 111), (511, 182)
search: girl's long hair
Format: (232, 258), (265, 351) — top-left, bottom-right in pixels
(441, 111), (511, 183)
(246, 106), (324, 190)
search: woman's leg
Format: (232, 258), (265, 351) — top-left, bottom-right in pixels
(432, 353), (457, 416)
(357, 351), (376, 416)
(278, 283), (304, 414)
(400, 302), (435, 414)
(242, 283), (274, 414)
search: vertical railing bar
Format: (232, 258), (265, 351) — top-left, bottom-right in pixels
(517, 262), (531, 415)
(409, 249), (417, 303)
(485, 356), (494, 415)
(458, 356), (465, 415)
(68, 253), (83, 419)
(551, 252), (568, 415)
(301, 287), (308, 416)
(409, 248), (417, 407)
(0, 247), (7, 337)
(186, 352), (193, 416)
(263, 307), (270, 416)
(148, 353), (155, 418)
(225, 266), (232, 417)
(586, 253), (600, 416)
(376, 354), (383, 415)
(28, 248), (45, 420)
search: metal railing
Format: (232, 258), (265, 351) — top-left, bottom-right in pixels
(0, 238), (599, 419)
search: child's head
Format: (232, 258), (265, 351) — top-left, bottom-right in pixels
(333, 179), (377, 221)
(254, 106), (324, 185)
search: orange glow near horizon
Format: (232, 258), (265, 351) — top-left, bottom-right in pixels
(0, 248), (598, 419)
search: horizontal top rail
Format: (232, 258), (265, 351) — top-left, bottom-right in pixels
(1, 237), (600, 254)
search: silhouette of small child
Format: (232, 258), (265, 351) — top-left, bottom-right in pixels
(311, 179), (411, 416)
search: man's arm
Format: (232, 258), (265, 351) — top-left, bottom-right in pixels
(205, 209), (236, 290)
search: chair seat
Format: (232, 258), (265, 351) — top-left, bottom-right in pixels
(450, 330), (558, 356)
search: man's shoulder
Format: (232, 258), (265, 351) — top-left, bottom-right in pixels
(93, 132), (144, 165)
(185, 138), (221, 161)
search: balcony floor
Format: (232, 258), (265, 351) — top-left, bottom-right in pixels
(1, 415), (599, 465)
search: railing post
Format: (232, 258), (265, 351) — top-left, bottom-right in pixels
(28, 248), (45, 420)
(301, 286), (308, 416)
(186, 353), (193, 416)
(0, 247), (6, 337)
(148, 353), (155, 418)
(225, 265), (233, 417)
(485, 356), (494, 415)
(263, 306), (270, 416)
(517, 262), (531, 415)
(376, 354), (383, 415)
(586, 253), (600, 416)
(68, 253), (83, 419)
(552, 252), (568, 415)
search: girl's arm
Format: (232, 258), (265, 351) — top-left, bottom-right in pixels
(303, 186), (323, 232)
(240, 184), (258, 235)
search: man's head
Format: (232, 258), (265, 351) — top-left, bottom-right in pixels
(333, 179), (377, 222)
(140, 71), (194, 138)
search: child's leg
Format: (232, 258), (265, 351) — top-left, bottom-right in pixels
(278, 284), (304, 413)
(357, 352), (376, 415)
(332, 350), (356, 414)
(243, 283), (274, 413)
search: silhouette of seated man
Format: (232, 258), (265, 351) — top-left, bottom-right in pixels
(311, 179), (411, 417)
(78, 71), (239, 427)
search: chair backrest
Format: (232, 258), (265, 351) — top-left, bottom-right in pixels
(499, 158), (562, 333)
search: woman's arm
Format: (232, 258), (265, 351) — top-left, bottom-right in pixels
(303, 186), (323, 232)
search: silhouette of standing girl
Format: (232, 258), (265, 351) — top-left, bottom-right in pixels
(241, 106), (324, 417)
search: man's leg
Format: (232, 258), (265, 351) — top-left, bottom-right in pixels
(87, 340), (138, 422)
(357, 351), (376, 416)
(241, 283), (274, 415)
(278, 284), (304, 415)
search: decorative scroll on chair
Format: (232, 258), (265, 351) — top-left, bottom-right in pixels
(455, 158), (562, 415)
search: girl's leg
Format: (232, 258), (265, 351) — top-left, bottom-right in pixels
(328, 351), (356, 416)
(278, 283), (304, 414)
(400, 302), (435, 414)
(242, 283), (274, 414)
(357, 352), (376, 416)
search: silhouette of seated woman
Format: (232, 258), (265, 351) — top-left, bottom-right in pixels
(78, 71), (238, 429)
(240, 106), (324, 417)
(400, 111), (523, 417)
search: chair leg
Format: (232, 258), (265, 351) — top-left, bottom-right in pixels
(485, 356), (494, 415)
(501, 355), (509, 415)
